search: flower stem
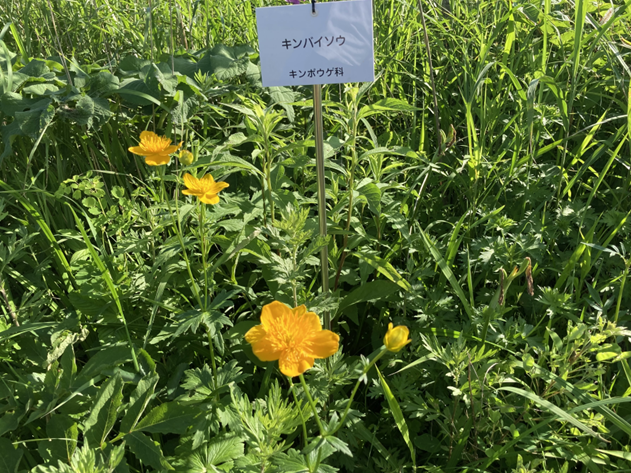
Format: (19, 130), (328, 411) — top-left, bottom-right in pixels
(161, 178), (203, 309)
(289, 378), (308, 448)
(198, 201), (208, 310)
(330, 347), (387, 436)
(298, 374), (326, 437)
(207, 328), (218, 391)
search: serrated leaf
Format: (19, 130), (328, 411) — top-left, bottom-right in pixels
(186, 434), (244, 473)
(126, 432), (172, 470)
(84, 374), (124, 448)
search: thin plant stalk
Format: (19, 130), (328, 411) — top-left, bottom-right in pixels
(289, 378), (308, 448)
(416, 0), (441, 149)
(614, 262), (629, 324)
(298, 374), (325, 437)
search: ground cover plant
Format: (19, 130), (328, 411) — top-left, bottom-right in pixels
(1, 0), (631, 471)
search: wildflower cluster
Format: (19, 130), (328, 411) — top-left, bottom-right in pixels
(129, 131), (229, 205)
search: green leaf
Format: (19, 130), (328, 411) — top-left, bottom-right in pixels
(418, 228), (474, 320)
(125, 431), (172, 470)
(0, 322), (58, 342)
(84, 374), (124, 448)
(357, 182), (381, 216)
(377, 367), (415, 466)
(354, 252), (411, 291)
(38, 414), (78, 464)
(358, 98), (419, 120)
(186, 434), (245, 473)
(120, 372), (159, 434)
(74, 346), (133, 386)
(198, 45), (255, 80)
(339, 280), (400, 311)
(133, 401), (197, 434)
(498, 386), (602, 439)
(0, 438), (22, 473)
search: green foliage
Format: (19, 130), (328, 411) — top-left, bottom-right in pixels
(1, 0), (631, 471)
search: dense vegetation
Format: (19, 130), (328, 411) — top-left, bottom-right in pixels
(1, 0), (631, 471)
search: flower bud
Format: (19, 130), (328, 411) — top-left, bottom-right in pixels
(383, 323), (410, 352)
(178, 150), (195, 166)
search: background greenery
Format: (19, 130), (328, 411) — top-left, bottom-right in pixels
(1, 0), (631, 471)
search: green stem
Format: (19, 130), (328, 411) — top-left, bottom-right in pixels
(289, 378), (308, 448)
(333, 110), (359, 291)
(207, 328), (218, 391)
(298, 374), (326, 437)
(199, 201), (208, 309)
(266, 152), (274, 223)
(330, 347), (387, 436)
(161, 178), (203, 309)
(614, 263), (629, 324)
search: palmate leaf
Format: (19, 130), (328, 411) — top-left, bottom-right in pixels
(184, 434), (244, 473)
(181, 360), (248, 400)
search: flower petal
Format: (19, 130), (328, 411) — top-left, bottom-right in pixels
(244, 324), (267, 344)
(183, 173), (198, 190)
(251, 340), (284, 362)
(163, 145), (180, 154)
(140, 130), (158, 142)
(144, 154), (170, 166)
(128, 146), (148, 156)
(182, 189), (202, 197)
(303, 330), (339, 358)
(296, 309), (322, 333)
(260, 301), (292, 329)
(200, 193), (220, 205)
(207, 181), (230, 194)
(279, 351), (314, 377)
(201, 174), (216, 185)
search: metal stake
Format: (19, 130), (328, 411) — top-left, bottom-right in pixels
(313, 84), (330, 330)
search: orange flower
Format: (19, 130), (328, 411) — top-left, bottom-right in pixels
(245, 301), (339, 377)
(383, 323), (410, 353)
(128, 131), (181, 166)
(182, 173), (229, 205)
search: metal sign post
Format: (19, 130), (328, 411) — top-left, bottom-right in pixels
(255, 0), (374, 330)
(313, 83), (330, 330)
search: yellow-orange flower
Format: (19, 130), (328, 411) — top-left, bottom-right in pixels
(383, 323), (410, 352)
(128, 131), (181, 166)
(182, 173), (229, 204)
(245, 301), (339, 377)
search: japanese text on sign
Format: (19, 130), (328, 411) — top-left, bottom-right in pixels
(281, 36), (346, 49)
(256, 0), (374, 87)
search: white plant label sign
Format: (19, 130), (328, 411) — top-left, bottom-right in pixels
(256, 0), (374, 87)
